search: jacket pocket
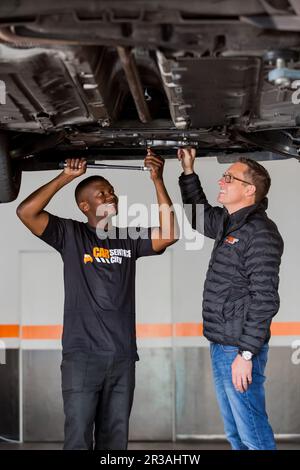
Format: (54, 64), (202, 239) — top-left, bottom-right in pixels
(223, 294), (249, 340)
(222, 296), (244, 321)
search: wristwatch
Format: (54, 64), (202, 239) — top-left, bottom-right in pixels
(238, 350), (253, 361)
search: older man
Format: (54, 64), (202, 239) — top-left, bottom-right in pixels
(178, 148), (283, 450)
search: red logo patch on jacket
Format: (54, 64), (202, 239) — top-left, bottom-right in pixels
(224, 236), (239, 245)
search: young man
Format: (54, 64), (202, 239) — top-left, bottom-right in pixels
(178, 148), (283, 450)
(17, 150), (177, 450)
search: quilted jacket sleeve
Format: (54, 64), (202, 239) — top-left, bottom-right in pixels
(179, 172), (224, 240)
(237, 226), (284, 355)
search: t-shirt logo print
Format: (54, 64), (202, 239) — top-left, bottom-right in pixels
(84, 254), (93, 264)
(83, 246), (132, 265)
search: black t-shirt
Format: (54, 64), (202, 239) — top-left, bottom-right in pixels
(37, 213), (164, 360)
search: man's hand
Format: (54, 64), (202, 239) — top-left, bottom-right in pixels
(63, 158), (87, 178)
(231, 354), (253, 393)
(177, 148), (196, 175)
(144, 148), (164, 181)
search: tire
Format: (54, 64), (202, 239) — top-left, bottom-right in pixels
(0, 134), (22, 203)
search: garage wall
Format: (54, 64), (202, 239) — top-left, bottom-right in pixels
(0, 156), (300, 441)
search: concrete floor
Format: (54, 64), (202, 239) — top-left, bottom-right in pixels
(0, 440), (299, 450)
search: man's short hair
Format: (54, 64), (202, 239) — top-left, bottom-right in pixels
(238, 157), (271, 202)
(75, 175), (108, 205)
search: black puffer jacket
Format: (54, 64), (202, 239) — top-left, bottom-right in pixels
(179, 172), (284, 355)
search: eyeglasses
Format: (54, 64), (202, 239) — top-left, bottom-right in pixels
(222, 173), (253, 185)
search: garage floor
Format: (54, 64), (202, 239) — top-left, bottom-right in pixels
(0, 440), (299, 450)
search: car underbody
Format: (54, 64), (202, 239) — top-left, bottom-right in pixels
(1, 0), (300, 201)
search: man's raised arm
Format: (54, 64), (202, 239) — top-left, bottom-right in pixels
(144, 149), (179, 252)
(178, 148), (223, 239)
(16, 158), (87, 236)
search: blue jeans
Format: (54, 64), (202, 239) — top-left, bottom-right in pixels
(210, 343), (276, 450)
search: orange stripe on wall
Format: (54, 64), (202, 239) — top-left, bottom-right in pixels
(136, 323), (173, 338)
(21, 325), (63, 340)
(0, 325), (20, 338)
(175, 323), (203, 337)
(0, 322), (300, 339)
(270, 322), (300, 336)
